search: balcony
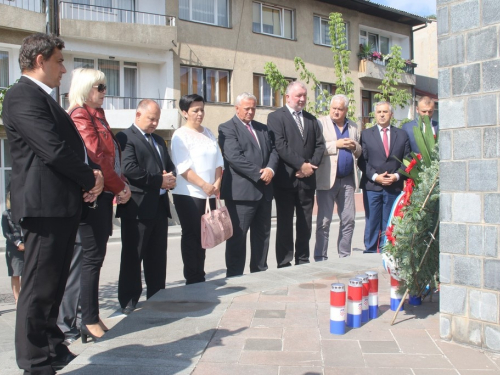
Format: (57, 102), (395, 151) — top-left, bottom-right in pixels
(59, 1), (177, 49)
(358, 59), (417, 86)
(60, 95), (178, 130)
(0, 0), (46, 33)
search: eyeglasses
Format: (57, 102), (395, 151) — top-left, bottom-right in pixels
(92, 84), (107, 93)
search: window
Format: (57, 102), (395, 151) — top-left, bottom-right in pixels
(180, 66), (230, 103)
(360, 30), (390, 55)
(253, 75), (290, 107)
(313, 16), (348, 49)
(252, 2), (293, 40)
(98, 59), (120, 96)
(0, 51), (8, 88)
(315, 83), (336, 112)
(74, 58), (94, 69)
(179, 0), (229, 27)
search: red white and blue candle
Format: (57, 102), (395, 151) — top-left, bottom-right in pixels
(346, 278), (362, 328)
(330, 283), (346, 335)
(390, 273), (404, 311)
(365, 271), (379, 319)
(355, 274), (369, 323)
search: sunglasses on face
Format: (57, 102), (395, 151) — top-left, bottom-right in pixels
(92, 84), (107, 93)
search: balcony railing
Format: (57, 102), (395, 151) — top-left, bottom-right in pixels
(359, 57), (417, 75)
(59, 1), (175, 26)
(0, 0), (44, 12)
(60, 95), (176, 111)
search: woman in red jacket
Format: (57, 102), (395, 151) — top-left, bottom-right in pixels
(68, 68), (131, 342)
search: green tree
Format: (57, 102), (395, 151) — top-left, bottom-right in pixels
(263, 12), (355, 118)
(371, 45), (412, 127)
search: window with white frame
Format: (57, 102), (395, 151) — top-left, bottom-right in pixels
(74, 57), (94, 69)
(0, 51), (8, 88)
(315, 83), (336, 112)
(179, 0), (229, 27)
(360, 30), (390, 55)
(180, 66), (230, 103)
(252, 2), (294, 40)
(253, 75), (290, 107)
(313, 16), (348, 49)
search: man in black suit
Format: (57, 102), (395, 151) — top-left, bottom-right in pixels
(267, 81), (325, 268)
(358, 101), (410, 253)
(402, 96), (438, 153)
(219, 92), (279, 277)
(2, 33), (103, 374)
(116, 99), (176, 314)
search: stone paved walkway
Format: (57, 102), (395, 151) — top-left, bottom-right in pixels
(46, 254), (500, 375)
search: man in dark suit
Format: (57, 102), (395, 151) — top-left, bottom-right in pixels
(402, 96), (438, 153)
(267, 81), (325, 268)
(219, 92), (279, 277)
(2, 33), (103, 374)
(116, 99), (176, 314)
(358, 101), (410, 253)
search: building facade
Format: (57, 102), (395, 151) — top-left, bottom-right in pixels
(0, 0), (426, 212)
(438, 0), (500, 351)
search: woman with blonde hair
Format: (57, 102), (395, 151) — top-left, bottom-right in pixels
(67, 68), (131, 342)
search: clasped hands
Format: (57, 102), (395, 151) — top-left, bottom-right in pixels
(83, 170), (104, 203)
(375, 172), (398, 186)
(295, 162), (318, 179)
(336, 138), (357, 150)
(162, 170), (176, 190)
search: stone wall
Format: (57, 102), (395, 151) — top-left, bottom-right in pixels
(438, 0), (500, 350)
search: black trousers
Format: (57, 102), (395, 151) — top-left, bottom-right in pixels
(16, 214), (80, 375)
(79, 193), (113, 325)
(57, 232), (82, 339)
(172, 194), (215, 285)
(118, 201), (168, 308)
(274, 187), (315, 268)
(225, 198), (271, 277)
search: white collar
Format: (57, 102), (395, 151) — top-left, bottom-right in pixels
(286, 104), (303, 116)
(23, 74), (53, 96)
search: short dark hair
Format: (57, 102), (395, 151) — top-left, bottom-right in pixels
(19, 33), (65, 72)
(179, 94), (205, 112)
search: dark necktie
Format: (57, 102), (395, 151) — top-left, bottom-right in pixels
(382, 128), (389, 157)
(245, 123), (259, 145)
(145, 133), (163, 167)
(293, 111), (304, 138)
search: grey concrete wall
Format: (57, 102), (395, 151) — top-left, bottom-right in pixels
(438, 0), (500, 351)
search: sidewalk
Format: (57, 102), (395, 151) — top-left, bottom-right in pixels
(21, 254), (500, 375)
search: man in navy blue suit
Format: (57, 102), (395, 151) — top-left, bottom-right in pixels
(358, 102), (410, 253)
(402, 96), (438, 153)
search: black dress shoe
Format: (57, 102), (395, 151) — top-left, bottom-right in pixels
(52, 351), (77, 371)
(122, 301), (137, 315)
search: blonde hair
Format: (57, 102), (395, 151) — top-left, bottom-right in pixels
(68, 68), (106, 109)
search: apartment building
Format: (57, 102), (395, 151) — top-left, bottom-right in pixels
(0, 0), (426, 211)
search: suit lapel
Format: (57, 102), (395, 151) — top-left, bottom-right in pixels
(302, 114), (309, 144)
(131, 125), (163, 170)
(371, 126), (386, 158)
(234, 116), (259, 150)
(283, 108), (304, 142)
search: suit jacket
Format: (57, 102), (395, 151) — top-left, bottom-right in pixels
(357, 125), (410, 193)
(2, 76), (95, 222)
(267, 107), (325, 190)
(218, 116), (279, 201)
(316, 116), (362, 191)
(402, 118), (438, 153)
(115, 125), (175, 220)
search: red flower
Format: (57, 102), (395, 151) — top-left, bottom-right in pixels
(386, 225), (396, 246)
(417, 154), (422, 160)
(405, 159), (417, 173)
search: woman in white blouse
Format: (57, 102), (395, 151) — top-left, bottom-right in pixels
(171, 94), (224, 285)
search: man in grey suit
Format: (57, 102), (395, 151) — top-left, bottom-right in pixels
(219, 93), (279, 277)
(402, 96), (438, 153)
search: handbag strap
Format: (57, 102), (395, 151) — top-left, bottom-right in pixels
(205, 197), (211, 214)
